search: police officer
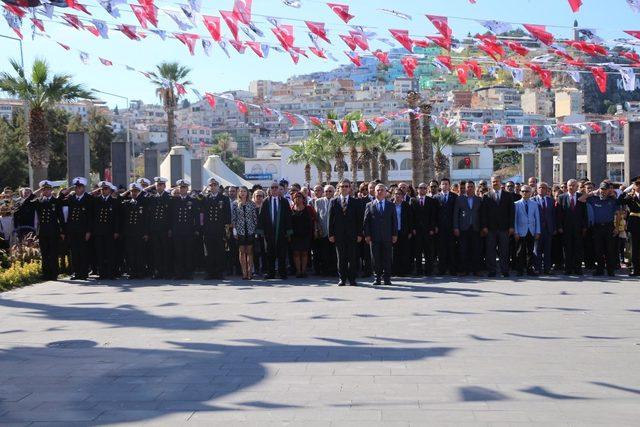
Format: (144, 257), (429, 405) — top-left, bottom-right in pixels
(93, 181), (120, 280)
(31, 180), (64, 280)
(146, 177), (172, 279)
(579, 182), (622, 277)
(201, 178), (231, 280)
(62, 177), (93, 280)
(170, 179), (198, 280)
(623, 176), (640, 276)
(121, 182), (148, 279)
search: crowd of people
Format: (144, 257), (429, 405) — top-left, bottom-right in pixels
(1, 173), (639, 286)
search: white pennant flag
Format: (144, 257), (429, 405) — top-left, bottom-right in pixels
(479, 20), (512, 34)
(261, 44), (270, 58)
(282, 0), (301, 7)
(188, 0), (202, 13)
(240, 26), (256, 41)
(627, 0), (640, 13)
(248, 22), (264, 37)
(79, 51), (89, 65)
(619, 67), (637, 91)
(98, 0), (125, 18)
(350, 121), (359, 133)
(92, 19), (109, 39)
(544, 125), (556, 136)
(178, 4), (198, 26)
(164, 9), (194, 31)
(295, 114), (307, 125)
(509, 67), (524, 83)
(517, 125), (524, 139)
(266, 17), (280, 27)
(218, 39), (231, 58)
(41, 3), (54, 18)
(150, 29), (167, 40)
(494, 124), (503, 137)
(201, 39), (212, 56)
(568, 70), (581, 83)
(367, 119), (378, 129)
(191, 88), (202, 99)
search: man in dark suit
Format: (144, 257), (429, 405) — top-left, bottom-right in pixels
(170, 179), (199, 280)
(453, 181), (483, 276)
(201, 178), (232, 280)
(328, 179), (363, 286)
(31, 181), (64, 280)
(92, 181), (120, 280)
(480, 176), (514, 277)
(557, 179), (588, 275)
(61, 177), (94, 280)
(435, 178), (458, 275)
(363, 184), (398, 286)
(532, 181), (556, 274)
(257, 181), (293, 280)
(392, 187), (413, 276)
(411, 182), (438, 276)
(358, 183), (375, 278)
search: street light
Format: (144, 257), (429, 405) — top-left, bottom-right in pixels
(91, 88), (133, 178)
(1, 33), (33, 187)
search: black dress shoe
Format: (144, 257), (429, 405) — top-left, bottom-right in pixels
(349, 281), (357, 287)
(279, 275), (288, 280)
(503, 272), (510, 278)
(543, 270), (552, 275)
(337, 281), (346, 286)
(384, 280), (392, 286)
(264, 274), (275, 280)
(607, 271), (615, 277)
(372, 280), (381, 286)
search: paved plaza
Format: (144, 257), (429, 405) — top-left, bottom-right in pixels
(0, 275), (639, 426)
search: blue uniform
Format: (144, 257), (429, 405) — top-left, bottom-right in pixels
(585, 195), (622, 275)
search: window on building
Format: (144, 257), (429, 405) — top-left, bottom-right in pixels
(387, 159), (398, 171)
(333, 161), (348, 172)
(452, 154), (480, 170)
(400, 159), (412, 170)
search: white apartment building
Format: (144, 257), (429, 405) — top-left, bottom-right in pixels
(521, 89), (553, 117)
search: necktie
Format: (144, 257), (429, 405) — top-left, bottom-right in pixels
(379, 201), (384, 214)
(341, 196), (347, 212)
(444, 194), (448, 204)
(496, 191), (500, 203)
(272, 198), (278, 223)
(570, 196), (575, 211)
(525, 202), (529, 216)
(420, 198), (424, 207)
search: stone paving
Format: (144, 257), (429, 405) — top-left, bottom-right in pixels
(1, 274), (640, 426)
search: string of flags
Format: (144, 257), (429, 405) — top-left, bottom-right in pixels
(36, 31), (630, 144)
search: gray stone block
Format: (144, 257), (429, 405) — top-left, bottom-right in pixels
(111, 140), (130, 189)
(560, 139), (577, 184)
(624, 122), (640, 183)
(66, 132), (90, 185)
(190, 158), (203, 191)
(143, 149), (160, 180)
(170, 154), (183, 186)
(587, 133), (607, 184)
(537, 147), (554, 185)
(521, 153), (535, 183)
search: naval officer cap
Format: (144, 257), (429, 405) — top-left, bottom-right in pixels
(128, 182), (143, 191)
(98, 180), (113, 189)
(176, 179), (191, 188)
(38, 180), (53, 189)
(136, 177), (151, 186)
(72, 177), (88, 187)
(153, 176), (168, 184)
(207, 177), (219, 185)
(599, 182), (612, 190)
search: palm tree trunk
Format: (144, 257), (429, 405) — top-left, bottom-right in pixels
(370, 147), (380, 181)
(326, 162), (332, 184)
(362, 149), (372, 182)
(434, 151), (450, 181)
(305, 163), (311, 185)
(316, 166), (324, 185)
(335, 150), (344, 182)
(420, 103), (434, 182)
(349, 144), (358, 184)
(28, 107), (50, 184)
(379, 152), (389, 184)
(167, 106), (175, 148)
(406, 91), (422, 186)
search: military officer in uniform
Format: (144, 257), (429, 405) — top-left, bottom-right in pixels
(170, 179), (198, 279)
(62, 177), (93, 280)
(32, 180), (64, 280)
(146, 177), (173, 279)
(93, 181), (120, 280)
(623, 176), (640, 276)
(201, 178), (231, 280)
(121, 182), (148, 279)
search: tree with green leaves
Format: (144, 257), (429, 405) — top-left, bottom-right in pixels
(45, 108), (71, 180)
(0, 115), (29, 188)
(376, 131), (402, 184)
(214, 132), (233, 162)
(0, 58), (93, 184)
(431, 127), (459, 181)
(288, 139), (314, 185)
(406, 91), (422, 186)
(148, 62), (191, 148)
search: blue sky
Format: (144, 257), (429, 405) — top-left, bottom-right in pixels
(1, 0), (638, 107)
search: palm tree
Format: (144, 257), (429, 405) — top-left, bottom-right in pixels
(342, 111), (365, 184)
(288, 140), (313, 184)
(215, 132), (233, 162)
(376, 131), (402, 184)
(0, 58), (93, 184)
(307, 135), (331, 185)
(406, 91), (422, 186)
(315, 112), (344, 182)
(420, 102), (435, 182)
(148, 62), (191, 148)
(432, 127), (459, 181)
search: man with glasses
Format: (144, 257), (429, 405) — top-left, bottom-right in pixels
(257, 181), (293, 280)
(363, 184), (398, 286)
(481, 176), (515, 278)
(411, 182), (438, 276)
(329, 179), (363, 286)
(453, 181), (482, 276)
(532, 182), (556, 275)
(557, 179), (588, 275)
(146, 177), (172, 279)
(514, 185), (541, 276)
(313, 185), (336, 276)
(435, 178), (458, 275)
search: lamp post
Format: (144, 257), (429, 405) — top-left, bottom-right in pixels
(91, 88), (133, 178)
(1, 33), (33, 187)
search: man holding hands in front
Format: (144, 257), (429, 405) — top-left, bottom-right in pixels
(363, 184), (398, 286)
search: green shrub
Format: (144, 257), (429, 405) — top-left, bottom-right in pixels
(0, 261), (41, 292)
